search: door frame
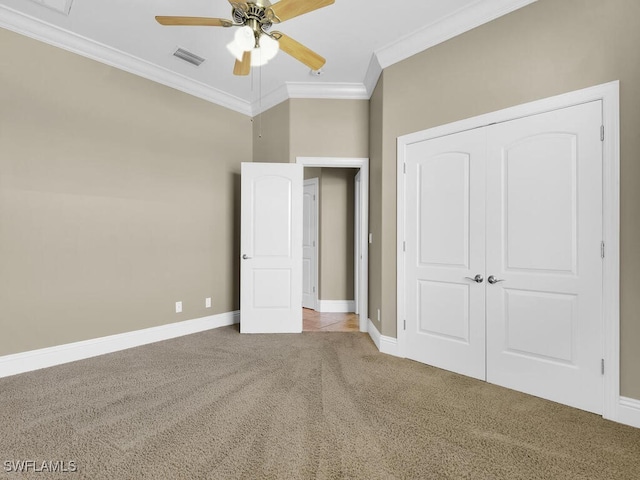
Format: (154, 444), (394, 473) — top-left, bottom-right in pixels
(297, 157), (369, 333)
(397, 81), (621, 424)
(354, 171), (361, 315)
(303, 177), (320, 311)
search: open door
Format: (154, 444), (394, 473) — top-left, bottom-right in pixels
(240, 162), (303, 333)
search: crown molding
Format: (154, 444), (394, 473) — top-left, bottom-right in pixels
(252, 84), (289, 114)
(374, 0), (538, 69)
(252, 81), (368, 115)
(288, 82), (368, 101)
(0, 5), (253, 116)
(363, 55), (383, 97)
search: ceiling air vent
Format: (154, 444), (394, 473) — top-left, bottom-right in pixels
(173, 48), (206, 67)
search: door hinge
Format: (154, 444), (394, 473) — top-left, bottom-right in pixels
(403, 163), (406, 174)
(403, 320), (406, 331)
(312, 286), (315, 293)
(601, 125), (605, 142)
(601, 241), (605, 259)
(313, 194), (316, 201)
(403, 241), (406, 252)
(313, 241), (316, 247)
(601, 358), (605, 375)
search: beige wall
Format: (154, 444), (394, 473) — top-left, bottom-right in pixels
(253, 100), (290, 163)
(254, 98), (369, 165)
(0, 28), (251, 356)
(290, 99), (369, 163)
(371, 0), (640, 398)
(304, 168), (322, 180)
(318, 169), (357, 301)
(303, 169), (357, 302)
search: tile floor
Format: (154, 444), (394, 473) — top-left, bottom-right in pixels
(302, 309), (359, 332)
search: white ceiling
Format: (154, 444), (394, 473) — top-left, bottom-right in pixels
(0, 0), (536, 115)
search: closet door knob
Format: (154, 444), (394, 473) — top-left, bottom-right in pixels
(465, 274), (484, 283)
(488, 275), (505, 284)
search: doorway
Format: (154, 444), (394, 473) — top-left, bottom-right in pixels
(297, 157), (369, 333)
(302, 168), (358, 332)
(240, 158), (369, 334)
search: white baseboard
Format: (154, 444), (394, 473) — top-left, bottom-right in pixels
(380, 335), (400, 357)
(367, 318), (381, 350)
(367, 318), (401, 357)
(317, 300), (355, 313)
(617, 397), (640, 429)
(0, 311), (240, 379)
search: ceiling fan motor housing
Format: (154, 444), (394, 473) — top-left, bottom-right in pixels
(232, 1), (274, 46)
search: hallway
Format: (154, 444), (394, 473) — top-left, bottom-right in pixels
(302, 309), (359, 332)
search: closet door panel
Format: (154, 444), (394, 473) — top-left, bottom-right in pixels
(404, 128), (486, 380)
(485, 101), (604, 414)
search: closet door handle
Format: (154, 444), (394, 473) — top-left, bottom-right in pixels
(465, 274), (484, 284)
(242, 254), (252, 260)
(488, 275), (505, 284)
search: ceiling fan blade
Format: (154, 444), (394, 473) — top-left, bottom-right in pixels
(233, 51), (252, 76)
(272, 32), (326, 70)
(155, 16), (233, 27)
(268, 0), (335, 23)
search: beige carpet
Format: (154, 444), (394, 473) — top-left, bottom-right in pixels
(1, 326), (639, 479)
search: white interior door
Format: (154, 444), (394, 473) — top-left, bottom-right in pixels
(404, 128), (487, 380)
(240, 162), (303, 333)
(485, 101), (604, 413)
(302, 178), (318, 310)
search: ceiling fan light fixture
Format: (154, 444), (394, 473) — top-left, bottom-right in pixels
(227, 25), (256, 61)
(235, 25), (256, 51)
(250, 34), (279, 67)
(259, 34), (279, 61)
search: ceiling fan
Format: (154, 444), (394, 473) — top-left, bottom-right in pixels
(155, 0), (335, 76)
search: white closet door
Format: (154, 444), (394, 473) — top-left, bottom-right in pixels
(485, 101), (603, 413)
(404, 128), (487, 380)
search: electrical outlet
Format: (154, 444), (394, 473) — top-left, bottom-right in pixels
(175, 301), (182, 313)
(369, 233), (373, 244)
(205, 297), (212, 308)
(377, 309), (381, 322)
